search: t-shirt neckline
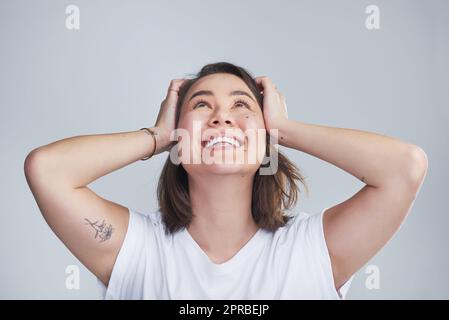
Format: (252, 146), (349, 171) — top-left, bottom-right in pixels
(180, 226), (265, 274)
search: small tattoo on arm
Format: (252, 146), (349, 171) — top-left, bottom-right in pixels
(84, 218), (114, 242)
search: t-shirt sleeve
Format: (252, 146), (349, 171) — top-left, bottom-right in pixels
(301, 207), (355, 299)
(97, 208), (153, 300)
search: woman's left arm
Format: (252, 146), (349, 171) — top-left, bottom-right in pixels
(255, 76), (428, 290)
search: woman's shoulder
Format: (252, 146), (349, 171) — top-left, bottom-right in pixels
(271, 208), (326, 243)
(128, 207), (164, 230)
(280, 209), (319, 230)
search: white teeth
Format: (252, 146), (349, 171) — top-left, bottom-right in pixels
(205, 136), (241, 149)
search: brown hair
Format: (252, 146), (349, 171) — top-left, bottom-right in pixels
(157, 62), (308, 234)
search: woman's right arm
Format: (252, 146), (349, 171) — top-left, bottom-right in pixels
(24, 129), (159, 287)
(24, 79), (186, 287)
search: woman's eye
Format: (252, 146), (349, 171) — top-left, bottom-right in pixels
(193, 100), (250, 109)
(194, 101), (207, 108)
(234, 100), (250, 108)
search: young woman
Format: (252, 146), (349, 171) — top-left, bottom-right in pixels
(24, 62), (428, 299)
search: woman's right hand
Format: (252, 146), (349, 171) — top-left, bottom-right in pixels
(152, 79), (187, 155)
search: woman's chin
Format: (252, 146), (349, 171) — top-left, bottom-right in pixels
(182, 146), (263, 176)
(198, 160), (262, 176)
(201, 162), (247, 175)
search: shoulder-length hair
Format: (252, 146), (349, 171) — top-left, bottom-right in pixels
(157, 62), (308, 234)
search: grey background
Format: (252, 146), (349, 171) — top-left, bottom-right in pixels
(1, 0), (447, 299)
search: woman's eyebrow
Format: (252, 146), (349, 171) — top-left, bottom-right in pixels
(188, 90), (255, 102)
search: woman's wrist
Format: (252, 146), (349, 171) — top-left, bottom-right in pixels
(148, 126), (173, 155)
(139, 127), (157, 160)
(267, 119), (293, 147)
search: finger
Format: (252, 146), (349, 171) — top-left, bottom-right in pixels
(167, 79), (188, 95)
(255, 76), (275, 87)
(254, 76), (277, 93)
(172, 78), (188, 89)
(165, 79), (188, 104)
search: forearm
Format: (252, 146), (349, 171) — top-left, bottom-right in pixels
(278, 120), (427, 188)
(28, 128), (157, 188)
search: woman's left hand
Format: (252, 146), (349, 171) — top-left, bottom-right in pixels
(254, 76), (289, 140)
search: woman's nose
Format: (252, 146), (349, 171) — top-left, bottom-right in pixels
(208, 110), (234, 127)
(211, 119), (232, 125)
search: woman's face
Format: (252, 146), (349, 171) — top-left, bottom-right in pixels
(176, 73), (267, 176)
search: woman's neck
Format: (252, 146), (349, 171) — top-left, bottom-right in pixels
(187, 172), (259, 263)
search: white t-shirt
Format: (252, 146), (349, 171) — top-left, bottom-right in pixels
(98, 207), (354, 299)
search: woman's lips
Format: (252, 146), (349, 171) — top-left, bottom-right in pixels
(205, 142), (241, 150)
(202, 136), (246, 150)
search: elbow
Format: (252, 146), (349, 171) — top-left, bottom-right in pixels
(400, 145), (428, 189)
(24, 148), (50, 183)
